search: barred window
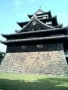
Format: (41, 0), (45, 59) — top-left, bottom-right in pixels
(21, 46), (26, 49)
(43, 15), (48, 19)
(46, 21), (52, 25)
(37, 45), (43, 48)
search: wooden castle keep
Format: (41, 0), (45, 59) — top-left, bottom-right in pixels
(0, 9), (68, 75)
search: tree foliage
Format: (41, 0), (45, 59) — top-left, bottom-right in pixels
(0, 52), (5, 63)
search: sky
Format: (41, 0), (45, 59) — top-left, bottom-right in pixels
(0, 0), (68, 52)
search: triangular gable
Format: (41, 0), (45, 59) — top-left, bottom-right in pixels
(18, 15), (55, 33)
(18, 16), (54, 32)
(35, 9), (44, 15)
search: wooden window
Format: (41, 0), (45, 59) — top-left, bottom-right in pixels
(43, 15), (48, 19)
(21, 46), (26, 49)
(38, 15), (49, 19)
(37, 45), (43, 48)
(46, 21), (52, 25)
(32, 29), (34, 31)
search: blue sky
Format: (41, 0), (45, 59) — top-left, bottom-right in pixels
(0, 0), (68, 52)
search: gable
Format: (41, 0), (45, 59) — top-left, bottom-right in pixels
(18, 16), (54, 33)
(35, 9), (44, 15)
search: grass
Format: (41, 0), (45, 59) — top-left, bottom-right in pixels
(0, 72), (68, 90)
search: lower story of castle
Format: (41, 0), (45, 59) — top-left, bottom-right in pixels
(0, 43), (68, 76)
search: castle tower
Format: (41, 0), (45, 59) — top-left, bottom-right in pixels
(0, 9), (68, 75)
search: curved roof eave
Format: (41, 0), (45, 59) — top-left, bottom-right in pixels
(2, 26), (67, 38)
(1, 35), (67, 45)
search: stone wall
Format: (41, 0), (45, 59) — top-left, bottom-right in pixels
(0, 43), (68, 75)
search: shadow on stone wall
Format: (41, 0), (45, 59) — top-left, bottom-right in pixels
(0, 54), (5, 64)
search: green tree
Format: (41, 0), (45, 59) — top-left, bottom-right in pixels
(0, 52), (5, 63)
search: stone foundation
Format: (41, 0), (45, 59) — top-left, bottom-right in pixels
(0, 43), (68, 75)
